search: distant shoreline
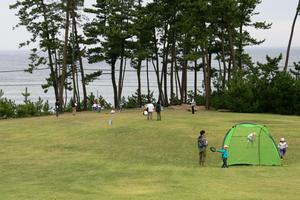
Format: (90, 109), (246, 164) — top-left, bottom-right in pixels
(1, 46), (300, 52)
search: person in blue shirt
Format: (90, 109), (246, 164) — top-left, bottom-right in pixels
(217, 145), (229, 168)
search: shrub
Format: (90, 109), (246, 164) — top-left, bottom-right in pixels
(187, 90), (205, 105)
(125, 90), (155, 108)
(0, 98), (16, 118)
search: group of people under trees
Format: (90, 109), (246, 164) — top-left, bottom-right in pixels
(144, 101), (162, 121)
(197, 130), (288, 168)
(55, 99), (77, 117)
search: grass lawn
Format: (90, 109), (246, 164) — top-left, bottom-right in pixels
(0, 108), (300, 200)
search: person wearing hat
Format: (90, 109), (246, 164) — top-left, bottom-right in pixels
(217, 145), (229, 168)
(278, 138), (288, 160)
(247, 132), (257, 143)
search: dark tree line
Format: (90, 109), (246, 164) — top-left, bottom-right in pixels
(9, 0), (300, 114)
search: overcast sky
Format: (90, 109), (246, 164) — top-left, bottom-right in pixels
(0, 0), (299, 50)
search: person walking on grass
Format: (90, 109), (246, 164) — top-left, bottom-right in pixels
(191, 99), (196, 114)
(198, 130), (208, 166)
(55, 99), (59, 117)
(278, 138), (288, 160)
(217, 145), (229, 168)
(146, 102), (154, 120)
(71, 99), (77, 116)
(156, 101), (161, 121)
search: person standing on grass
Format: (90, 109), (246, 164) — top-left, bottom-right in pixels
(217, 145), (229, 168)
(146, 102), (154, 120)
(55, 99), (60, 117)
(191, 99), (196, 114)
(156, 101), (161, 121)
(198, 130), (208, 166)
(71, 99), (77, 116)
(278, 138), (288, 160)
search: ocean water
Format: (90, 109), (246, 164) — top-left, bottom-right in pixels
(0, 47), (299, 106)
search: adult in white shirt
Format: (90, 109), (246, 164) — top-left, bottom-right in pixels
(146, 102), (154, 120)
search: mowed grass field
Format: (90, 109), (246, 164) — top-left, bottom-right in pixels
(0, 108), (300, 200)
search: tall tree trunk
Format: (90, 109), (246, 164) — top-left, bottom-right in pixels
(59, 0), (71, 107)
(152, 57), (164, 104)
(75, 64), (81, 108)
(176, 64), (181, 100)
(40, 0), (59, 104)
(284, 1), (300, 71)
(228, 59), (232, 82)
(71, 6), (79, 107)
(153, 29), (164, 103)
(203, 54), (211, 110)
(227, 24), (236, 72)
(163, 46), (169, 106)
(202, 45), (211, 110)
(238, 23), (243, 69)
(194, 59), (197, 98)
(181, 63), (187, 103)
(146, 58), (150, 101)
(71, 64), (78, 103)
(72, 3), (87, 110)
(159, 29), (168, 105)
(137, 60), (142, 107)
(71, 31), (77, 103)
(163, 26), (169, 106)
(120, 58), (127, 103)
(170, 35), (175, 104)
(220, 30), (227, 88)
(117, 40), (126, 109)
(111, 58), (118, 108)
(181, 34), (190, 103)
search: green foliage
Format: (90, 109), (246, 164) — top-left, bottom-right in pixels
(290, 61), (300, 80)
(125, 90), (156, 108)
(0, 89), (4, 99)
(210, 90), (228, 110)
(97, 95), (112, 109)
(15, 97), (51, 118)
(0, 98), (16, 118)
(0, 90), (51, 119)
(21, 87), (30, 104)
(84, 70), (102, 84)
(271, 72), (298, 114)
(225, 71), (259, 112)
(212, 55), (300, 115)
(86, 92), (96, 109)
(86, 93), (112, 110)
(10, 0), (63, 99)
(43, 100), (51, 115)
(16, 102), (36, 117)
(0, 90), (15, 118)
(187, 90), (205, 106)
(169, 94), (182, 106)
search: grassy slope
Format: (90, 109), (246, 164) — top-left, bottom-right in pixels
(0, 109), (299, 200)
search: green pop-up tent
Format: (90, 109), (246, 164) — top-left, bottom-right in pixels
(223, 123), (281, 166)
